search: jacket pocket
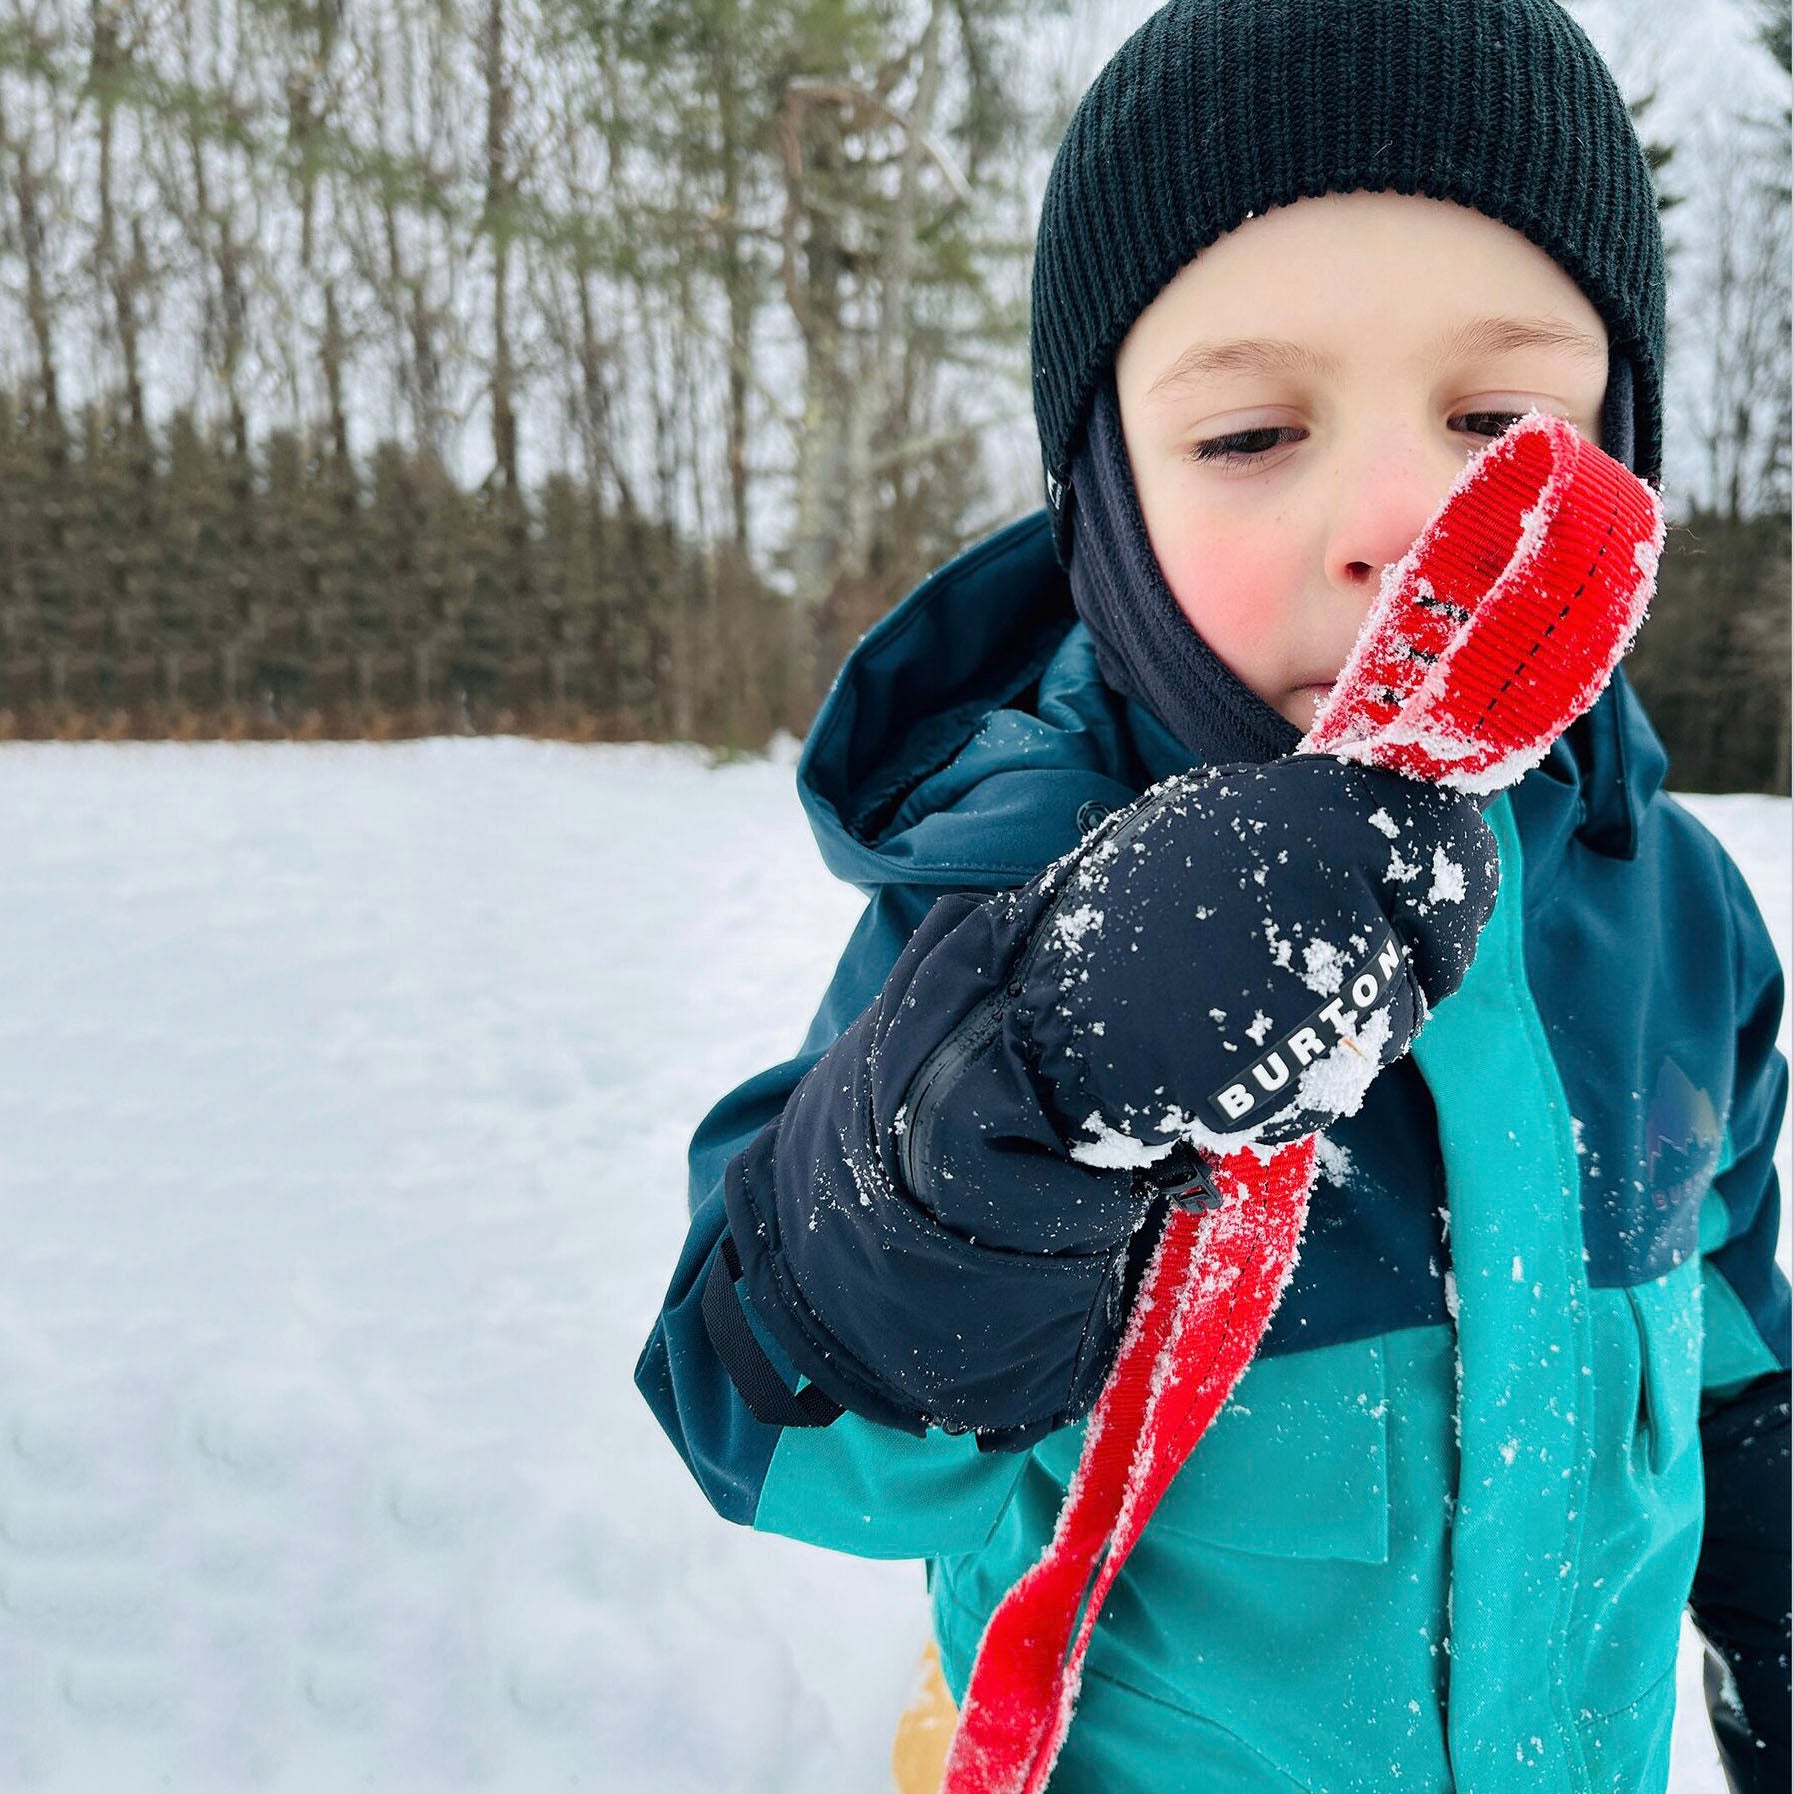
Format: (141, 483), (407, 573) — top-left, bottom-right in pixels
(1037, 1333), (1392, 1564)
(1567, 1279), (1704, 1721)
(1627, 1272), (1703, 1476)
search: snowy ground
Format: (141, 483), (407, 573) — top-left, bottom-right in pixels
(0, 739), (1785, 1793)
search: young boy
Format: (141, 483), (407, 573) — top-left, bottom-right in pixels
(637, 2), (1792, 1789)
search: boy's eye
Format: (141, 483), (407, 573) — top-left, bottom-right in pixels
(1453, 410), (1527, 440)
(1187, 411), (1531, 469)
(1186, 426), (1301, 466)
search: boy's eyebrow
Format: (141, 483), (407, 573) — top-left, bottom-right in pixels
(1145, 315), (1609, 404)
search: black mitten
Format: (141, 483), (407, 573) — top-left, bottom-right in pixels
(717, 757), (1497, 1444)
(1012, 758), (1499, 1159)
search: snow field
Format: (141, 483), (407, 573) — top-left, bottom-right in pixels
(0, 740), (1784, 1791)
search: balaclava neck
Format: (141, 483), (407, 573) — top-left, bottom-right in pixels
(1066, 353), (1637, 766)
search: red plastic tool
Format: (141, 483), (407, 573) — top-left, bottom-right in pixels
(940, 413), (1664, 1794)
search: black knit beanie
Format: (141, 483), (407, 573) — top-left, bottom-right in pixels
(1032, 0), (1668, 566)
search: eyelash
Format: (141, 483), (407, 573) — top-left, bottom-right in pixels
(1187, 411), (1527, 469)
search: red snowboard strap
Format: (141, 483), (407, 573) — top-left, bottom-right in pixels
(940, 415), (1662, 1794)
(942, 1143), (1315, 1794)
(1303, 411), (1664, 786)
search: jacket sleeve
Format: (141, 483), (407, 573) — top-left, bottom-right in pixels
(634, 874), (1153, 1556)
(1689, 854), (1791, 1794)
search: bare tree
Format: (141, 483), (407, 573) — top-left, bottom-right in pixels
(0, 31), (71, 463)
(86, 0), (157, 487)
(278, 0), (355, 475)
(340, 0), (467, 463)
(149, 0), (263, 476)
(479, 0), (518, 500)
(1683, 101), (1790, 519)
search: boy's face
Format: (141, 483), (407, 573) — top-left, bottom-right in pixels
(1114, 191), (1611, 732)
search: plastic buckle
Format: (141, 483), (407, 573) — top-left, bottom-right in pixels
(1162, 1157), (1224, 1214)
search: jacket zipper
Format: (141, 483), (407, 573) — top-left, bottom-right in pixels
(895, 858), (1104, 1202)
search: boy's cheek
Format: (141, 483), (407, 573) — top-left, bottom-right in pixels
(1159, 530), (1303, 672)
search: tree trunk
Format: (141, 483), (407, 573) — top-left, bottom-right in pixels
(781, 88), (851, 710)
(0, 91), (65, 468)
(844, 0), (946, 579)
(91, 1), (153, 494)
(713, 0), (753, 556)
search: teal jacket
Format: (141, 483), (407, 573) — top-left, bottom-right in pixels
(638, 512), (1790, 1793)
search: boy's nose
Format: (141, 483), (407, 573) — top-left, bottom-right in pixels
(1323, 440), (1464, 599)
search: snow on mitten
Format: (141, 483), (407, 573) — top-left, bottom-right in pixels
(1016, 757), (1498, 1159)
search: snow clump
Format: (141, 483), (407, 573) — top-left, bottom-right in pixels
(1070, 1113), (1178, 1171)
(1299, 938), (1346, 996)
(1427, 848), (1467, 905)
(1293, 1005), (1395, 1121)
(1051, 903), (1105, 955)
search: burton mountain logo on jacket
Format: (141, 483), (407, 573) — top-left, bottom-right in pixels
(1647, 1055), (1723, 1215)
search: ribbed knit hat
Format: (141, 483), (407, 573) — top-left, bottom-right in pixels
(1031, 0), (1667, 563)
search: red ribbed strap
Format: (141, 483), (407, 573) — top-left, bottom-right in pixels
(943, 1143), (1316, 1794)
(940, 414), (1661, 1794)
(1303, 412), (1663, 786)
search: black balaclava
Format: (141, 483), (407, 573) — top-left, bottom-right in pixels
(1066, 352), (1638, 766)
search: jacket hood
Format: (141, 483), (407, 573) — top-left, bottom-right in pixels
(796, 511), (1670, 895)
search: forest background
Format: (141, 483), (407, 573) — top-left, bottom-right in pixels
(0, 0), (1787, 791)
